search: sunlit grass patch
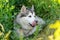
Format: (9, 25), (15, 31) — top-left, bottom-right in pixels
(0, 23), (11, 40)
(52, 0), (60, 4)
(4, 30), (12, 40)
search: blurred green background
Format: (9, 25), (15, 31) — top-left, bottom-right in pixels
(0, 0), (60, 40)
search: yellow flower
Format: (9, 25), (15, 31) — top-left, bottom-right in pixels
(49, 20), (60, 29)
(48, 35), (54, 40)
(49, 20), (60, 40)
(54, 27), (60, 38)
(55, 37), (60, 40)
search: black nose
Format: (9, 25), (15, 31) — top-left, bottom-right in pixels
(35, 20), (38, 23)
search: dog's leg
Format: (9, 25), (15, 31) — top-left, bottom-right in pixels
(19, 29), (24, 40)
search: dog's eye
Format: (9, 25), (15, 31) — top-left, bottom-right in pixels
(29, 15), (31, 17)
(20, 14), (25, 17)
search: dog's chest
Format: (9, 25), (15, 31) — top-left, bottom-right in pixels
(23, 26), (36, 36)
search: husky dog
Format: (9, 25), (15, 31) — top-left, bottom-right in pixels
(14, 5), (45, 37)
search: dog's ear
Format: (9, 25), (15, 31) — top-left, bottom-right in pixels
(31, 5), (34, 11)
(21, 5), (27, 13)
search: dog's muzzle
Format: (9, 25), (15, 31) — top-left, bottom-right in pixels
(29, 20), (38, 27)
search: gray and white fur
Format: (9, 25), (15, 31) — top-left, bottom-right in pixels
(14, 5), (45, 37)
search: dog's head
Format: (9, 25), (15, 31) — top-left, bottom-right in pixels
(16, 5), (38, 28)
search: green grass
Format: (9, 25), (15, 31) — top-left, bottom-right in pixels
(0, 0), (60, 40)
